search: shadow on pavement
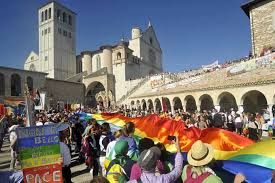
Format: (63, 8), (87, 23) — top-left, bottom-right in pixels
(71, 167), (90, 178)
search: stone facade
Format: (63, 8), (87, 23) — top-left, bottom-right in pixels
(243, 0), (275, 56)
(0, 66), (47, 97)
(44, 78), (85, 109)
(24, 1), (76, 80)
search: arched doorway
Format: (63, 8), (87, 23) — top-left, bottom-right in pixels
(162, 97), (171, 112)
(199, 94), (214, 112)
(242, 90), (267, 113)
(86, 81), (105, 107)
(218, 92), (238, 112)
(148, 99), (154, 111)
(136, 100), (141, 110)
(0, 73), (4, 96)
(154, 98), (162, 112)
(11, 74), (21, 96)
(142, 99), (147, 111)
(184, 95), (197, 113)
(27, 76), (34, 93)
(173, 97), (183, 111)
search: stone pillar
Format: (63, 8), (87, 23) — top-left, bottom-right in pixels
(182, 105), (186, 112)
(268, 104), (273, 122)
(197, 105), (201, 113)
(171, 104), (175, 115)
(238, 105), (244, 113)
(215, 105), (221, 112)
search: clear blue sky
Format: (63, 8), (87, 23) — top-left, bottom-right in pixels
(0, 0), (251, 72)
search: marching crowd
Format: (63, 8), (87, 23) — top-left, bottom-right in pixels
(0, 107), (275, 183)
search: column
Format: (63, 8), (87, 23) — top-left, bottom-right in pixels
(171, 104), (175, 115)
(215, 105), (221, 112)
(238, 105), (244, 113)
(268, 104), (273, 122)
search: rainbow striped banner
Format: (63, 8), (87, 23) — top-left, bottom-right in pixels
(89, 113), (275, 182)
(17, 125), (63, 183)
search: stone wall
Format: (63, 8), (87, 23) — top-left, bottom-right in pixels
(45, 78), (85, 108)
(250, 0), (275, 56)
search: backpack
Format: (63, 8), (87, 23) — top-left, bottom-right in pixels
(106, 160), (129, 183)
(184, 166), (211, 183)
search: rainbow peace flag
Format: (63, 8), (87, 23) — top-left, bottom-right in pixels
(84, 113), (274, 182)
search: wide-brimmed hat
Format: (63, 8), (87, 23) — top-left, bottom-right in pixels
(187, 140), (214, 167)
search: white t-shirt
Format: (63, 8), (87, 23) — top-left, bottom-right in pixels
(60, 142), (71, 167)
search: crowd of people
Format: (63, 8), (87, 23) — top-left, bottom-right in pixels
(0, 106), (274, 183)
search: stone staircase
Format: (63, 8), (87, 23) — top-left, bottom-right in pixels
(116, 77), (150, 105)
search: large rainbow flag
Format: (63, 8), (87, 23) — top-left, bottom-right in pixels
(81, 113), (274, 182)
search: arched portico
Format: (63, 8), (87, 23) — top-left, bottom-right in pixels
(147, 99), (154, 111)
(142, 99), (147, 111)
(11, 73), (21, 96)
(173, 97), (183, 111)
(154, 98), (162, 112)
(162, 97), (171, 112)
(241, 90), (267, 113)
(184, 95), (197, 113)
(85, 81), (105, 107)
(199, 94), (214, 112)
(218, 92), (238, 112)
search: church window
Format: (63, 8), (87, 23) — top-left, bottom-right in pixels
(63, 12), (67, 23)
(68, 15), (72, 25)
(45, 56), (48, 61)
(49, 8), (51, 19)
(45, 10), (48, 21)
(117, 52), (121, 59)
(42, 30), (43, 36)
(96, 55), (101, 71)
(150, 37), (153, 45)
(44, 29), (47, 35)
(57, 9), (61, 19)
(41, 11), (44, 22)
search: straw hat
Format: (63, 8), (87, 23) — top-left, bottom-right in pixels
(187, 140), (214, 167)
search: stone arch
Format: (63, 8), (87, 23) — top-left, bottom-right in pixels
(184, 95), (197, 112)
(173, 97), (183, 111)
(199, 94), (214, 112)
(241, 90), (267, 113)
(147, 99), (154, 110)
(117, 52), (121, 59)
(136, 100), (141, 110)
(217, 92), (238, 112)
(11, 73), (21, 96)
(142, 99), (147, 111)
(162, 97), (171, 112)
(85, 81), (105, 107)
(154, 98), (162, 112)
(0, 73), (4, 96)
(26, 76), (34, 93)
(130, 100), (135, 109)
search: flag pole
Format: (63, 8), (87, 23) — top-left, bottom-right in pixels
(24, 83), (33, 127)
